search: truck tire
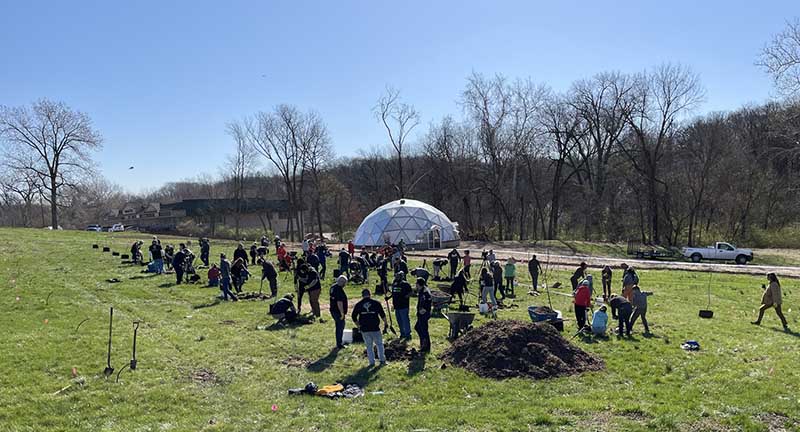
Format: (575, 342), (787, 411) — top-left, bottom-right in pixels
(735, 254), (748, 265)
(691, 253), (702, 263)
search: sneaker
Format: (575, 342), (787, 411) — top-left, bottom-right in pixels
(368, 362), (375, 367)
(379, 361), (387, 366)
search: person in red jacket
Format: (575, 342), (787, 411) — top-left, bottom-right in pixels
(573, 280), (592, 329)
(347, 240), (355, 256)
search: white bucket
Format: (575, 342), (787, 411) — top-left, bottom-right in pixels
(479, 303), (489, 314)
(343, 329), (353, 344)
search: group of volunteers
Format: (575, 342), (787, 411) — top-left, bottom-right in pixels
(568, 262), (653, 337)
(125, 234), (792, 368)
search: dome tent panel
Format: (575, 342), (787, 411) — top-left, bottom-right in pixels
(353, 199), (460, 249)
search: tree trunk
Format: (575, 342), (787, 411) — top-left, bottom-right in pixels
(50, 181), (58, 229)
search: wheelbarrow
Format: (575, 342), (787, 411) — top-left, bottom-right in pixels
(431, 290), (453, 317)
(443, 310), (475, 339)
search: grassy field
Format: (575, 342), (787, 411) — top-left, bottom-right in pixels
(1, 228), (799, 431)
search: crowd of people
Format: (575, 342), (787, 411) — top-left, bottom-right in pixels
(124, 235), (791, 366)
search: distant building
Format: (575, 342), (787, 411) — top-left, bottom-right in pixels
(103, 198), (306, 237)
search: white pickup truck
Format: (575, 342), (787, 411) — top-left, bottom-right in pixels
(681, 242), (753, 265)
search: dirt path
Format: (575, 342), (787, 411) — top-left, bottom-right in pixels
(402, 246), (800, 278)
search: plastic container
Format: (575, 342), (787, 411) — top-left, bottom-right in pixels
(343, 329), (353, 344)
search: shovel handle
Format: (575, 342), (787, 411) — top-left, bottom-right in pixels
(107, 307), (114, 367)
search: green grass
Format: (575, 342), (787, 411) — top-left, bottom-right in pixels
(1, 228), (799, 431)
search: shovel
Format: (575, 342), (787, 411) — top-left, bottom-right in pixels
(699, 274), (714, 319)
(383, 295), (397, 336)
(103, 307), (115, 377)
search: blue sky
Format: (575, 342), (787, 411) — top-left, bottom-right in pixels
(1, 1), (795, 193)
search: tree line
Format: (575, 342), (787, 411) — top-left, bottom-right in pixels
(3, 20), (800, 246)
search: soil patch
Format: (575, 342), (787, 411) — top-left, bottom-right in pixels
(236, 292), (270, 301)
(364, 338), (421, 361)
(190, 368), (219, 385)
(282, 355), (311, 368)
(440, 319), (604, 380)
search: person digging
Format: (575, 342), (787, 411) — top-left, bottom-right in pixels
(352, 288), (388, 367)
(415, 277), (433, 352)
(329, 275), (349, 349)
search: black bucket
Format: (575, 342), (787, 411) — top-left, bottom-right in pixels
(93, 244), (99, 249)
(699, 310), (714, 319)
(121, 254), (130, 259)
(112, 252), (120, 257)
(102, 247), (110, 252)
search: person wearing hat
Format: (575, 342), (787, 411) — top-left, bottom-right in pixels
(330, 275), (349, 349)
(388, 271), (413, 339)
(250, 242), (258, 265)
(591, 304), (609, 336)
(573, 279), (592, 329)
(415, 277), (433, 352)
(352, 289), (388, 366)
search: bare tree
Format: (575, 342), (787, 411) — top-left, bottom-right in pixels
(225, 122), (259, 237)
(0, 99), (102, 228)
(301, 117), (334, 238)
(237, 105), (326, 241)
(759, 18), (800, 97)
(620, 64), (704, 243)
(374, 87), (420, 198)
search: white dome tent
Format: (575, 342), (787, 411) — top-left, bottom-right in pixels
(353, 199), (460, 249)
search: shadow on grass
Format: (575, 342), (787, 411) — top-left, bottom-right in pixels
(768, 326), (799, 338)
(193, 299), (221, 309)
(407, 353), (427, 376)
(129, 274), (159, 280)
(307, 348), (340, 373)
(264, 316), (315, 331)
(340, 365), (382, 387)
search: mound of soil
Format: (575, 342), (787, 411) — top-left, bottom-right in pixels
(364, 338), (420, 361)
(190, 368), (219, 385)
(440, 319), (604, 380)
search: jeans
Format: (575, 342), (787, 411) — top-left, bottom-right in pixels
(319, 262), (326, 279)
(208, 279), (219, 287)
(154, 258), (164, 274)
(530, 272), (539, 290)
(200, 251), (209, 266)
(449, 260), (458, 279)
(415, 314), (430, 351)
(494, 279), (505, 299)
(362, 331), (385, 365)
(333, 315), (345, 347)
(617, 304), (633, 335)
(395, 308), (411, 338)
(505, 276), (515, 295)
(220, 278), (235, 300)
(631, 306), (649, 332)
(481, 284), (498, 307)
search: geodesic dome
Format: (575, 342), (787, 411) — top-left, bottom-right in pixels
(353, 199), (460, 249)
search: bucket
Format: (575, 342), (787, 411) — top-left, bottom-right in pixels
(699, 310), (714, 319)
(479, 303), (489, 314)
(343, 329), (353, 344)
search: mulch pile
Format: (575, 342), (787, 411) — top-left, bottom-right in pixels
(440, 319), (604, 380)
(190, 368), (219, 385)
(235, 292), (270, 301)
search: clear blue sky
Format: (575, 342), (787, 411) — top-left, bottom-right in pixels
(1, 1), (795, 193)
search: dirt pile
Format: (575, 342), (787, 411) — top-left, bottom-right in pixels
(440, 319), (604, 379)
(365, 338), (420, 361)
